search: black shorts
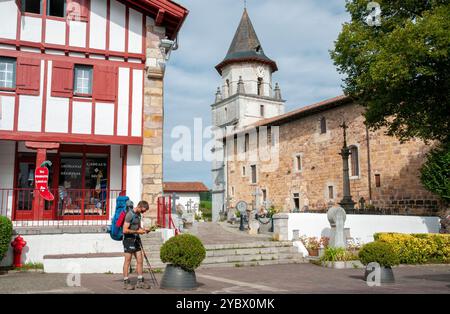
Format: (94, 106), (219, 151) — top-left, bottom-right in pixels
(123, 236), (141, 254)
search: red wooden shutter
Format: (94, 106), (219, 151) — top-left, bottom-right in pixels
(51, 61), (74, 98)
(16, 57), (41, 96)
(67, 0), (90, 22)
(93, 65), (117, 102)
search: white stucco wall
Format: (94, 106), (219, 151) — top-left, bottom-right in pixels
(126, 145), (142, 205)
(0, 141), (15, 219)
(284, 213), (441, 244)
(1, 233), (123, 266)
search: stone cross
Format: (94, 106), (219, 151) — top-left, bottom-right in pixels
(185, 199), (194, 213)
(327, 206), (347, 248)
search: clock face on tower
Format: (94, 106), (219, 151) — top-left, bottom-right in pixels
(256, 66), (265, 78)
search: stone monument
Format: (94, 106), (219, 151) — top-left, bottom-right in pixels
(327, 206), (347, 248)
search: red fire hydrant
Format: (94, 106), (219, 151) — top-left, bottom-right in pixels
(11, 235), (27, 268)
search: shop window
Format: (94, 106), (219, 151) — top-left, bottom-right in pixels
(47, 0), (66, 17)
(22, 0), (42, 14)
(74, 65), (93, 96)
(0, 57), (16, 89)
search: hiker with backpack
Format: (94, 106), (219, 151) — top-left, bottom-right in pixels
(110, 197), (152, 290)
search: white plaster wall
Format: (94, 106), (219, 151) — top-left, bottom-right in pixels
(128, 8), (143, 54)
(109, 0), (126, 52)
(21, 16), (42, 42)
(285, 213), (441, 244)
(0, 141), (15, 219)
(0, 0), (17, 39)
(1, 233), (123, 266)
(18, 60), (44, 132)
(45, 19), (66, 45)
(108, 145), (123, 220)
(72, 101), (92, 134)
(126, 145), (142, 204)
(89, 0), (107, 50)
(44, 256), (124, 273)
(94, 102), (114, 135)
(131, 69), (143, 137)
(45, 61), (69, 133)
(69, 21), (87, 47)
(0, 95), (15, 131)
(117, 67), (129, 136)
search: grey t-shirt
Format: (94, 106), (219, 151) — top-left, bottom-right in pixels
(125, 210), (141, 231)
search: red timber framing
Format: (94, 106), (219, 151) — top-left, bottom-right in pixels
(0, 50), (144, 145)
(3, 0), (188, 61)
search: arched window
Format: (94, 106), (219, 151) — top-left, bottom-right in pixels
(226, 79), (231, 96)
(350, 145), (359, 177)
(320, 117), (327, 134)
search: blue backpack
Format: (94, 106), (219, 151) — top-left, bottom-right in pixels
(110, 196), (136, 241)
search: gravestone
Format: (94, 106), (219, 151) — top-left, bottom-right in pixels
(327, 206), (347, 248)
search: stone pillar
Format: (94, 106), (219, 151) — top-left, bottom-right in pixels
(272, 213), (289, 241)
(142, 18), (166, 225)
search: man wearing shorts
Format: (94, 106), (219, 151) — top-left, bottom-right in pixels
(122, 200), (151, 290)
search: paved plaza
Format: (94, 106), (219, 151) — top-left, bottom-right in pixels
(1, 263), (448, 294)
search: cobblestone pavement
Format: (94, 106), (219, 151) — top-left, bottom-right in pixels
(1, 264), (449, 294)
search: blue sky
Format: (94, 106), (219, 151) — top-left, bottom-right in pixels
(163, 0), (350, 188)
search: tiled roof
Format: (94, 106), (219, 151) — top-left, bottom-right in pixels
(163, 182), (210, 193)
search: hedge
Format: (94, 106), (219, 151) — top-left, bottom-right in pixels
(160, 234), (206, 271)
(373, 233), (450, 264)
(0, 216), (13, 261)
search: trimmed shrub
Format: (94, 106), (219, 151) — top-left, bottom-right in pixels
(160, 234), (206, 271)
(0, 216), (13, 261)
(374, 233), (450, 264)
(359, 241), (400, 267)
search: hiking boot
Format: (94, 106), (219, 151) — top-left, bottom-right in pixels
(123, 279), (135, 290)
(135, 278), (151, 289)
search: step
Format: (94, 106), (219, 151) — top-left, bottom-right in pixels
(198, 259), (305, 269)
(43, 252), (124, 274)
(204, 241), (294, 250)
(205, 246), (297, 257)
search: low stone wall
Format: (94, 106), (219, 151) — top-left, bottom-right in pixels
(273, 213), (441, 244)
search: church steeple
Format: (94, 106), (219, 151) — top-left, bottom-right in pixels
(215, 9), (277, 75)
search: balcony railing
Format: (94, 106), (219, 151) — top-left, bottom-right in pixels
(0, 188), (124, 227)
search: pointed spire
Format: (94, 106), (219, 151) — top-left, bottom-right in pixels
(237, 76), (245, 94)
(215, 9), (277, 75)
(274, 83), (282, 100)
(215, 87), (223, 103)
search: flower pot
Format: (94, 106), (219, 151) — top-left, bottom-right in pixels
(364, 265), (395, 284)
(160, 264), (198, 290)
(307, 248), (319, 256)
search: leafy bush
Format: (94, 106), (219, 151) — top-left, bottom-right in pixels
(200, 201), (212, 221)
(160, 234), (206, 271)
(0, 216), (13, 261)
(420, 143), (450, 202)
(374, 232), (450, 264)
(359, 241), (400, 267)
(320, 247), (358, 262)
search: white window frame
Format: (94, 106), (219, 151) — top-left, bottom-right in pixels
(0, 57), (16, 90)
(74, 65), (93, 96)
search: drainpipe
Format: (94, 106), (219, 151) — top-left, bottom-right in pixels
(365, 125), (373, 203)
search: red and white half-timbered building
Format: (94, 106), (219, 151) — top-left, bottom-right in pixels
(0, 0), (187, 264)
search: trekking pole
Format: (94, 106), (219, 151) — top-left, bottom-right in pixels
(138, 237), (159, 287)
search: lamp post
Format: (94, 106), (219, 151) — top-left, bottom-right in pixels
(338, 121), (355, 211)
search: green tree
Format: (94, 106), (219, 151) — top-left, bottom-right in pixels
(420, 143), (450, 202)
(331, 0), (450, 143)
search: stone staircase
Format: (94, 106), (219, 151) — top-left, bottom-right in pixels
(136, 228), (306, 270)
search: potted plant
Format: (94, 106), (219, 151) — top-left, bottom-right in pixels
(359, 241), (400, 284)
(160, 234), (206, 290)
(301, 237), (320, 256)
